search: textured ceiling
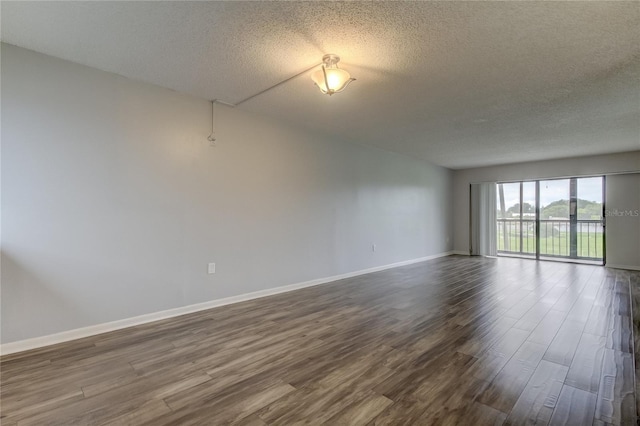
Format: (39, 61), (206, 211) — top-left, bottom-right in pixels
(2, 1), (639, 169)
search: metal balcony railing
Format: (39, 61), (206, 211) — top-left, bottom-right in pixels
(496, 219), (536, 255)
(497, 218), (603, 260)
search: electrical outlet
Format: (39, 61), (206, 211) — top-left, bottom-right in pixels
(208, 263), (216, 274)
(372, 243), (376, 252)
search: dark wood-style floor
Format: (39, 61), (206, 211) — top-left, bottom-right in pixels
(1, 256), (637, 425)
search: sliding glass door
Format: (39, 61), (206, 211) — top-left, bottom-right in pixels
(497, 176), (604, 263)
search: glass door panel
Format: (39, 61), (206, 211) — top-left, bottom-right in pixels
(497, 182), (522, 253)
(496, 181), (536, 257)
(522, 182), (536, 255)
(577, 177), (604, 259)
(539, 179), (570, 257)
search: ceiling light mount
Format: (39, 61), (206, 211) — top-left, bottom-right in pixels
(322, 54), (341, 67)
(312, 54), (355, 96)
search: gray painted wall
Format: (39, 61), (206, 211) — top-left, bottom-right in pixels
(606, 173), (640, 269)
(1, 44), (453, 344)
(452, 152), (640, 268)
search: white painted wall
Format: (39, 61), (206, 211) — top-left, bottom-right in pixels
(1, 44), (453, 344)
(452, 152), (640, 267)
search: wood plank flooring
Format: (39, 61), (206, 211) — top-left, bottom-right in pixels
(1, 256), (638, 425)
(631, 270), (640, 425)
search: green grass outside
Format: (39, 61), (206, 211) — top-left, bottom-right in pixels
(497, 231), (603, 258)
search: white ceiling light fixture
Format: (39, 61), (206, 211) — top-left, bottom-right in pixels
(311, 54), (356, 96)
(203, 54), (355, 143)
(208, 54), (355, 109)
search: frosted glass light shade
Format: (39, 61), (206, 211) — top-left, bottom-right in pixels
(311, 54), (355, 95)
(312, 67), (353, 95)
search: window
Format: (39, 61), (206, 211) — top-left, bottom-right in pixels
(497, 177), (604, 263)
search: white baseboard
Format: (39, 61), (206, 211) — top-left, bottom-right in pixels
(1, 251), (455, 356)
(605, 263), (640, 271)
